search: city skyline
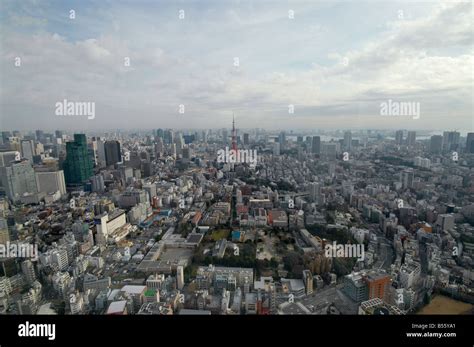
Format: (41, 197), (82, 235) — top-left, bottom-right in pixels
(0, 1), (473, 344)
(1, 0), (473, 131)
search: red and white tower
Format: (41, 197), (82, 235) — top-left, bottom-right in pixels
(231, 113), (238, 152)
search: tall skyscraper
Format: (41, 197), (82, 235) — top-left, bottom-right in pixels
(442, 131), (460, 152)
(177, 265), (184, 290)
(278, 131), (286, 151)
(243, 133), (250, 146)
(430, 135), (443, 154)
(63, 134), (94, 185)
(312, 136), (321, 155)
(310, 182), (321, 203)
(91, 174), (105, 192)
(467, 133), (474, 153)
(343, 131), (352, 150)
(104, 140), (121, 166)
(222, 129), (228, 145)
(155, 137), (164, 157)
(35, 130), (44, 143)
(406, 131), (416, 147)
(395, 130), (404, 145)
(20, 140), (35, 162)
(96, 138), (106, 168)
(164, 130), (174, 145)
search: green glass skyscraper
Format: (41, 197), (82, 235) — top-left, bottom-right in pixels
(63, 134), (94, 185)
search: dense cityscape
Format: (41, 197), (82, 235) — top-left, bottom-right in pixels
(0, 126), (473, 315)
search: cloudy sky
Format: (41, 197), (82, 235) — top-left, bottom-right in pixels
(0, 0), (472, 132)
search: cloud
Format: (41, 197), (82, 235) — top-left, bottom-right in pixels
(0, 0), (472, 131)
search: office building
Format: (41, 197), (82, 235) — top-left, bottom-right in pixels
(91, 174), (105, 192)
(321, 142), (337, 160)
(0, 161), (38, 202)
(273, 142), (280, 156)
(243, 133), (249, 145)
(466, 133), (474, 153)
(436, 214), (455, 231)
(430, 135), (443, 154)
(278, 132), (286, 151)
(104, 140), (121, 166)
(414, 157), (431, 169)
(35, 170), (67, 197)
(0, 151), (17, 167)
(310, 182), (321, 203)
(312, 136), (321, 155)
(96, 139), (107, 168)
(35, 130), (44, 143)
(406, 131), (416, 146)
(395, 130), (404, 145)
(442, 131), (460, 152)
(365, 272), (390, 301)
(343, 272), (369, 302)
(21, 260), (37, 285)
(20, 140), (35, 162)
(400, 169), (414, 190)
(343, 131), (352, 150)
(63, 134), (94, 185)
(399, 263), (421, 289)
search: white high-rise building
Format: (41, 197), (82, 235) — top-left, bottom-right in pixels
(52, 248), (69, 271)
(0, 161), (38, 201)
(35, 170), (67, 197)
(177, 265), (184, 290)
(414, 156), (431, 169)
